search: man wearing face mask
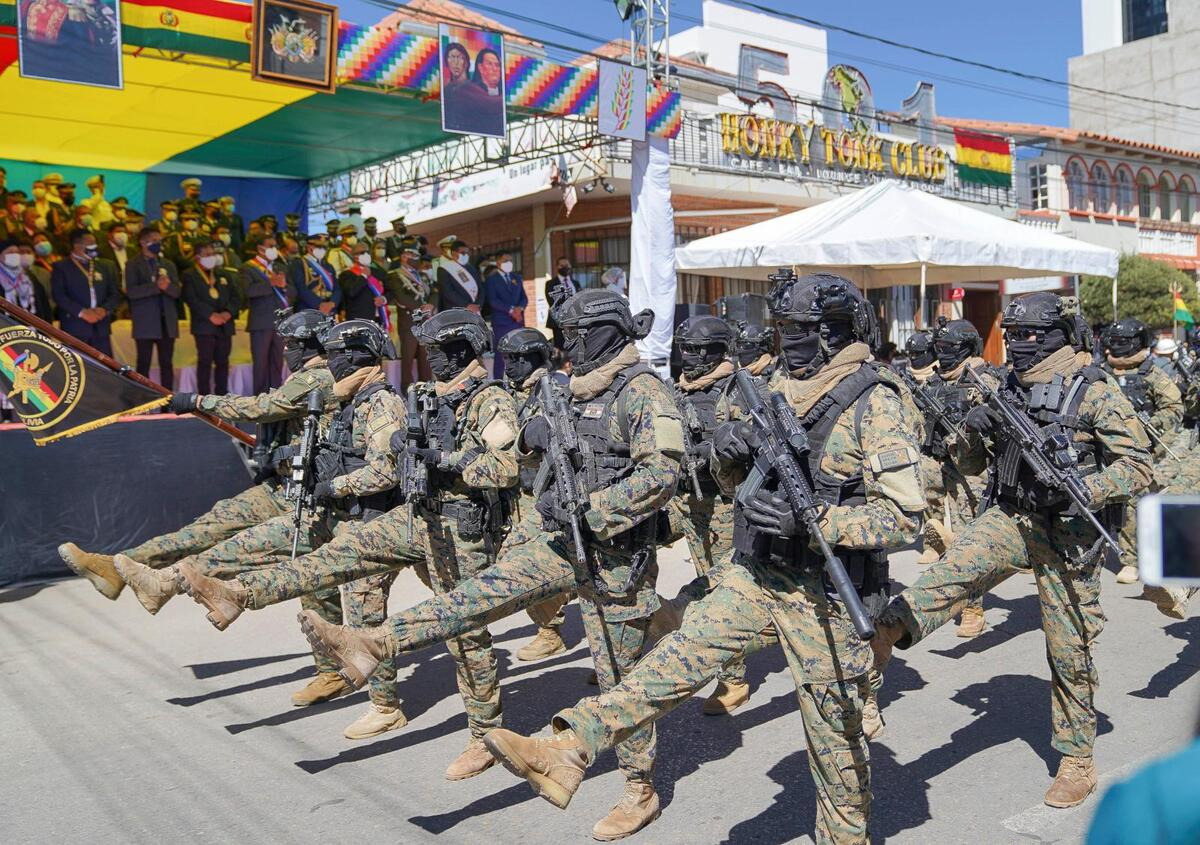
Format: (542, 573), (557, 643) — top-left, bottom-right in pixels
(472, 273), (921, 844)
(734, 321), (776, 379)
(916, 318), (1002, 637)
(290, 232), (340, 316)
(0, 238), (51, 318)
(153, 201), (180, 237)
(125, 228), (182, 390)
(165, 210), (204, 271)
(51, 230), (120, 355)
(80, 175), (114, 228)
(360, 216), (379, 252)
(182, 240), (238, 395)
(15, 242), (53, 317)
(387, 246), (433, 389)
(328, 223), (358, 274)
(2, 190), (28, 238)
(434, 236), (484, 313)
(545, 257), (578, 350)
(893, 330), (946, 566)
(383, 215), (408, 261)
(284, 213), (306, 252)
(30, 233), (56, 281)
(1098, 319), (1186, 586)
(218, 196), (244, 249)
(177, 177), (204, 217)
(339, 242), (392, 333)
(180, 310), (519, 753)
(58, 182), (77, 216)
(211, 224), (240, 270)
(485, 252), (527, 378)
(873, 292), (1153, 810)
(97, 221), (133, 281)
(243, 235), (297, 394)
(30, 180), (65, 237)
(296, 291), (682, 839)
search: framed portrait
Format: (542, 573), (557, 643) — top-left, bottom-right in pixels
(439, 23), (507, 139)
(251, 0), (339, 94)
(18, 0), (124, 89)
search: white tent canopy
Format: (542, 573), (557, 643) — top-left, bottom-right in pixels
(674, 181), (1119, 287)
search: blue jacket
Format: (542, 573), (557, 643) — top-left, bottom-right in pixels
(485, 269), (527, 335)
(50, 256), (120, 342)
(1086, 738), (1200, 845)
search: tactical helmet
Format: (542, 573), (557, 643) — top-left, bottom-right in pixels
(1000, 292), (1091, 350)
(556, 288), (653, 338)
(905, 330), (936, 369)
(414, 308), (492, 357)
(319, 319), (396, 359)
(498, 327), (552, 361)
(769, 271), (879, 344)
(934, 318), (983, 370)
(1101, 318), (1153, 358)
(735, 322), (775, 363)
(676, 315), (734, 379)
(276, 308), (333, 343)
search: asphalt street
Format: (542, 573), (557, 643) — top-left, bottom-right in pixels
(2, 543), (1197, 844)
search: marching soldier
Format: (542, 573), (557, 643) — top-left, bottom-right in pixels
(873, 292), (1153, 810)
(733, 321), (776, 378)
(177, 310), (518, 762)
(474, 272), (924, 844)
(292, 290), (682, 839)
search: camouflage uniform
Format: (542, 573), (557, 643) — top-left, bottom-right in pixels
(234, 373), (519, 732)
(881, 360), (1153, 761)
(121, 364), (337, 568)
(554, 352), (925, 844)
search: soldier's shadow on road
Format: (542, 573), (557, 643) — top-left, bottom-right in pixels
(926, 593), (1042, 660)
(184, 651), (311, 679)
(1129, 616), (1200, 699)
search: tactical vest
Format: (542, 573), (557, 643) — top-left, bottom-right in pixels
(1105, 357), (1154, 413)
(676, 376), (730, 493)
(733, 364), (894, 611)
(425, 377), (496, 492)
(319, 381), (398, 515)
(511, 383), (541, 494)
(571, 364), (668, 548)
(991, 367), (1107, 514)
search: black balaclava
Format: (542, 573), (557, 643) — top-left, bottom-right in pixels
(1009, 328), (1068, 373)
(935, 340), (970, 372)
(505, 351), (545, 385)
(565, 324), (625, 374)
(736, 345), (761, 367)
(679, 342), (724, 380)
(426, 338), (475, 381)
(327, 350), (357, 381)
(781, 320), (853, 376)
(1105, 332), (1144, 359)
(283, 341), (307, 374)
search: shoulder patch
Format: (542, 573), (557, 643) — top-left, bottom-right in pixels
(869, 446), (920, 473)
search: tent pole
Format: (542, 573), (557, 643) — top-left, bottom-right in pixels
(918, 262), (927, 329)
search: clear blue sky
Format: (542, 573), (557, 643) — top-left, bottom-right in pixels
(335, 0), (1082, 127)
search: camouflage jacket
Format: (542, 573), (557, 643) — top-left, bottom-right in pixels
(197, 363), (337, 448)
(329, 383), (405, 499)
(423, 379), (519, 499)
(1103, 359), (1184, 459)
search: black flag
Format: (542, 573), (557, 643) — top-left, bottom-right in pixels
(0, 311), (167, 445)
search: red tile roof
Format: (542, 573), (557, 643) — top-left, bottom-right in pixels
(938, 116), (1200, 162)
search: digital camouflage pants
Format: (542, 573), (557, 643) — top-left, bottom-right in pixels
(882, 504), (1105, 758)
(234, 504), (503, 737)
(556, 561), (872, 845)
(925, 456), (988, 615)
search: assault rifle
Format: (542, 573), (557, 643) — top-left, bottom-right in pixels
(677, 396), (706, 499)
(964, 366), (1121, 552)
(899, 367), (970, 447)
(1130, 404), (1182, 461)
(400, 384), (430, 539)
(732, 369), (876, 640)
(531, 375), (589, 572)
(287, 389), (325, 559)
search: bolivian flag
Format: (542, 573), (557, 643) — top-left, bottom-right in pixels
(1174, 293), (1195, 325)
(954, 128), (1012, 188)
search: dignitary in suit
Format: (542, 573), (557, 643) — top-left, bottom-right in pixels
(544, 256), (580, 349)
(484, 251), (527, 378)
(289, 233), (340, 316)
(433, 235), (483, 312)
(182, 240), (237, 395)
(51, 230), (120, 355)
(240, 235), (296, 393)
(125, 228), (182, 390)
(338, 241), (392, 328)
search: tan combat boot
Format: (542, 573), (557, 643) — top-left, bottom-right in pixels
(445, 737), (496, 780)
(58, 542), (124, 600)
(483, 728), (588, 808)
(290, 672), (352, 707)
(871, 619), (906, 673)
(344, 703), (407, 740)
(1116, 564), (1140, 584)
(516, 627), (567, 662)
(702, 680), (750, 716)
(176, 562), (248, 630)
(917, 518), (949, 565)
(861, 693), (885, 741)
(591, 781), (661, 841)
(1044, 756), (1097, 808)
(1143, 585), (1195, 620)
(113, 555), (179, 615)
(956, 605), (988, 638)
(297, 608), (391, 689)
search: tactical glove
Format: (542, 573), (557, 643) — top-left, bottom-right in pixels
(964, 405), (1003, 434)
(536, 488), (584, 528)
(744, 490), (800, 537)
(521, 416), (551, 453)
(168, 392), (197, 414)
(312, 481), (339, 506)
(389, 431), (407, 454)
(713, 421), (759, 462)
(407, 447), (442, 468)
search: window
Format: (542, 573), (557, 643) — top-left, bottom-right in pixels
(570, 235), (629, 289)
(1123, 0), (1168, 44)
(476, 238), (523, 275)
(1089, 162), (1112, 213)
(1159, 174), (1176, 220)
(1179, 177), (1196, 223)
(1066, 160), (1087, 211)
(1137, 171), (1155, 218)
(1028, 164), (1049, 210)
(1115, 167), (1135, 215)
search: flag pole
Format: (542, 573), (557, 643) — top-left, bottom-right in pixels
(0, 297), (255, 447)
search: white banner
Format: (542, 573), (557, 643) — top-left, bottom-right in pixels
(598, 60), (647, 142)
(630, 138), (676, 366)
